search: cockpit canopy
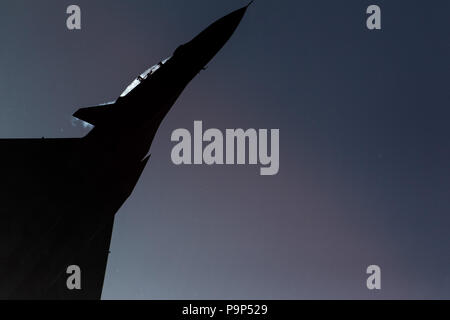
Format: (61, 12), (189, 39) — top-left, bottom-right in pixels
(119, 57), (171, 98)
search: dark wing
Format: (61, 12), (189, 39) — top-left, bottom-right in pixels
(0, 138), (148, 299)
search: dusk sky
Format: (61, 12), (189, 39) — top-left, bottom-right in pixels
(0, 0), (449, 299)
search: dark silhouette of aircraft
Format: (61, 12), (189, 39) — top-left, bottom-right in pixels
(0, 4), (249, 300)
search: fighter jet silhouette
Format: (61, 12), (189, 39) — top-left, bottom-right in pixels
(0, 4), (249, 300)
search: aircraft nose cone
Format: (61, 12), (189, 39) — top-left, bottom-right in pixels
(208, 5), (248, 42)
(181, 5), (249, 67)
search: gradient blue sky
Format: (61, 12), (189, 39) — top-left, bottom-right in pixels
(0, 0), (449, 299)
